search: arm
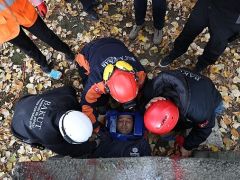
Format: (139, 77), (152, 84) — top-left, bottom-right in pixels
(81, 82), (106, 132)
(183, 114), (215, 150)
(47, 86), (77, 96)
(143, 71), (189, 113)
(46, 141), (97, 157)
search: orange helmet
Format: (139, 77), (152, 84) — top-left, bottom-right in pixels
(144, 99), (179, 135)
(106, 69), (139, 103)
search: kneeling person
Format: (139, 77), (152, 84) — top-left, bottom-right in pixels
(11, 86), (99, 157)
(143, 68), (223, 157)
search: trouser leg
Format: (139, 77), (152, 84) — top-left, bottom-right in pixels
(25, 16), (74, 61)
(79, 0), (95, 11)
(196, 23), (235, 69)
(9, 28), (51, 72)
(152, 0), (166, 30)
(171, 0), (209, 58)
(134, 0), (147, 26)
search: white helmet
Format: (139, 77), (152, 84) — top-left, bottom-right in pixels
(59, 110), (93, 144)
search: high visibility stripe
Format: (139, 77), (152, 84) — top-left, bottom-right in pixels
(0, 0), (15, 11)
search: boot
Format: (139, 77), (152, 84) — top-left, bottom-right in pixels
(159, 51), (179, 67)
(153, 28), (163, 45)
(129, 24), (144, 40)
(86, 9), (99, 21)
(193, 62), (209, 73)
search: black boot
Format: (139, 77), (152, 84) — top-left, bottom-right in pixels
(193, 61), (209, 73)
(159, 51), (180, 67)
(86, 9), (99, 20)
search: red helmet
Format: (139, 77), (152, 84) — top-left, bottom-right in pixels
(106, 69), (139, 103)
(144, 99), (179, 135)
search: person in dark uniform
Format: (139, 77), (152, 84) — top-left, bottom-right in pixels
(159, 0), (240, 72)
(129, 0), (167, 45)
(75, 37), (147, 133)
(92, 110), (151, 158)
(11, 86), (99, 157)
(143, 68), (223, 157)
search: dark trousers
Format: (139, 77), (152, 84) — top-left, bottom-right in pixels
(134, 0), (166, 29)
(80, 0), (96, 11)
(9, 16), (73, 73)
(171, 0), (240, 67)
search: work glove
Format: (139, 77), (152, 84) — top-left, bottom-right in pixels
(37, 2), (47, 18)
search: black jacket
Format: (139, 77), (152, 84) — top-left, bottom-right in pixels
(11, 86), (97, 157)
(143, 69), (222, 150)
(79, 38), (146, 130)
(91, 131), (151, 158)
(211, 0), (240, 24)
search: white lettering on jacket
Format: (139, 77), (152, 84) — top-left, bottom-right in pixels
(180, 69), (202, 81)
(101, 56), (136, 68)
(29, 98), (51, 130)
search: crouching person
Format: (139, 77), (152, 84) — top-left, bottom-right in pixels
(11, 86), (99, 157)
(143, 68), (223, 157)
(92, 110), (151, 158)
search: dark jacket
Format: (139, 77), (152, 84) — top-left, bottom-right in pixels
(91, 131), (151, 158)
(143, 68), (222, 150)
(211, 0), (240, 24)
(11, 86), (97, 157)
(78, 38), (146, 131)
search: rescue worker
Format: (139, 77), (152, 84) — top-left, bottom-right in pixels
(159, 0), (240, 72)
(92, 110), (151, 158)
(75, 37), (146, 133)
(65, 0), (99, 20)
(11, 86), (100, 157)
(129, 0), (167, 44)
(143, 68), (223, 157)
(0, 0), (75, 79)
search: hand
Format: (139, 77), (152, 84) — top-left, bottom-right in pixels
(96, 129), (111, 141)
(37, 2), (47, 18)
(180, 146), (192, 157)
(145, 96), (166, 109)
(97, 114), (106, 124)
(94, 138), (101, 147)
